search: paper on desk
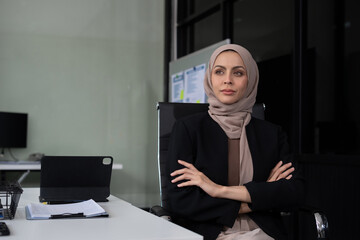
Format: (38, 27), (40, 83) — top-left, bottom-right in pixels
(25, 199), (108, 220)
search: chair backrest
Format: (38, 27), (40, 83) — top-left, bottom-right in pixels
(156, 102), (265, 208)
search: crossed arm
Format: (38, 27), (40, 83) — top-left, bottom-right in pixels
(170, 160), (294, 213)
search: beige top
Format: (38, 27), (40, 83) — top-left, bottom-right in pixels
(227, 139), (253, 187)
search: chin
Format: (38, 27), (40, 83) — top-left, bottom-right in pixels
(220, 99), (238, 105)
(218, 95), (244, 105)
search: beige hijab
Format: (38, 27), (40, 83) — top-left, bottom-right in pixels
(204, 44), (259, 139)
(204, 44), (259, 185)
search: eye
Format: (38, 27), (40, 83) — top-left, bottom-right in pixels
(214, 69), (224, 75)
(234, 71), (244, 77)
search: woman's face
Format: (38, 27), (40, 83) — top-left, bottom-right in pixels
(211, 51), (248, 105)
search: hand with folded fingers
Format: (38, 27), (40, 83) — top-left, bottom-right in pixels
(267, 161), (295, 182)
(170, 160), (221, 198)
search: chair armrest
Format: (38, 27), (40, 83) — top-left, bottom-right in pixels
(299, 206), (329, 239)
(149, 205), (171, 221)
(314, 211), (329, 239)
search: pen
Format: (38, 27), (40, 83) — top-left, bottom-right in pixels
(50, 212), (85, 219)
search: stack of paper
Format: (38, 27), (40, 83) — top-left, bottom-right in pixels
(25, 199), (108, 220)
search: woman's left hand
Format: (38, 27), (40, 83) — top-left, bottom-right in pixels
(267, 161), (294, 182)
(170, 160), (221, 197)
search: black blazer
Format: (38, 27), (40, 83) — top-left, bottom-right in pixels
(166, 112), (305, 240)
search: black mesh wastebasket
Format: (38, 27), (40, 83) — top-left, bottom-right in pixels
(0, 181), (23, 219)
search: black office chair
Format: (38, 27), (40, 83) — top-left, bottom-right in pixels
(151, 102), (329, 240)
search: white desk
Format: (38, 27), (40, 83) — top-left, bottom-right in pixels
(0, 162), (123, 183)
(0, 161), (42, 171)
(3, 188), (202, 240)
(0, 161), (123, 170)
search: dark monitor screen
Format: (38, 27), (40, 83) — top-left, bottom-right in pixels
(0, 111), (28, 148)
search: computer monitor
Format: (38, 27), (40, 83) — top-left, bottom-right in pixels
(0, 112), (28, 148)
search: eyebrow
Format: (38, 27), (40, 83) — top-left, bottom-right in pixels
(213, 65), (246, 70)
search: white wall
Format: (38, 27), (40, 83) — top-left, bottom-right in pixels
(0, 0), (164, 207)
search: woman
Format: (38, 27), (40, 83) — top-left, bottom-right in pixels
(167, 44), (305, 240)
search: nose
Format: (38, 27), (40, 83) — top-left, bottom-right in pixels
(224, 74), (233, 85)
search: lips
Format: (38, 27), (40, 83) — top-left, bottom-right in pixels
(220, 89), (235, 95)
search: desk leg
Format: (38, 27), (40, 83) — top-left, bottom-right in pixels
(17, 170), (30, 184)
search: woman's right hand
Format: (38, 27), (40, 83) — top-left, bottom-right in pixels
(267, 161), (294, 182)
